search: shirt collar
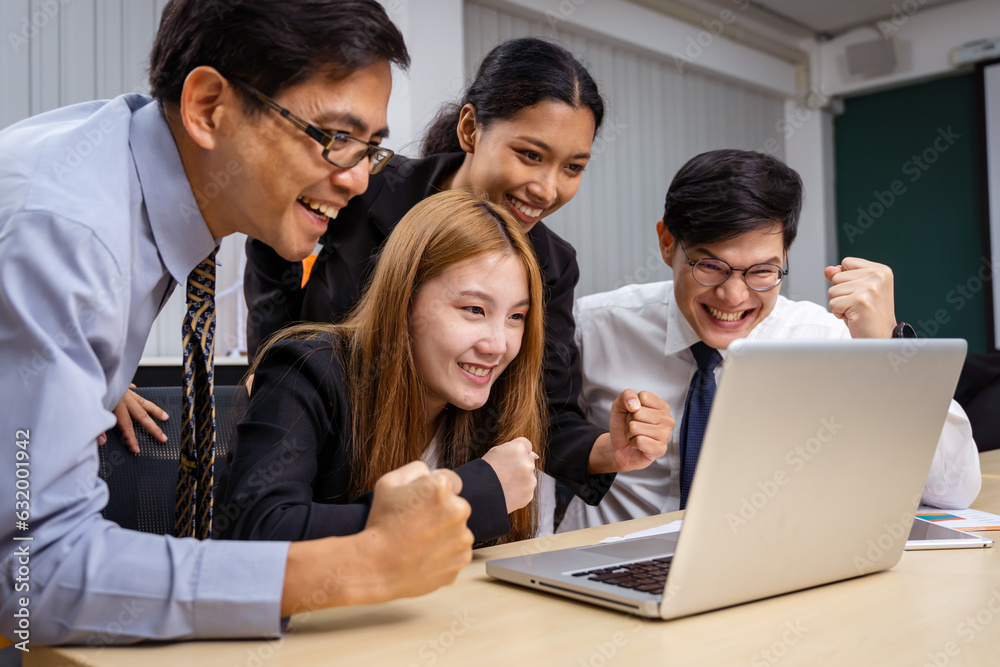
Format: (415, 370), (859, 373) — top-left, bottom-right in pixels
(129, 98), (218, 284)
(664, 281), (704, 358)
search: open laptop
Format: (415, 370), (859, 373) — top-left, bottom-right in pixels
(487, 338), (968, 619)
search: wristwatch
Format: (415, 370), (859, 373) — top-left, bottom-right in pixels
(891, 322), (916, 338)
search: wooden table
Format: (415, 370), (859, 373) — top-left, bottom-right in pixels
(29, 450), (1000, 667)
(983, 448), (1000, 477)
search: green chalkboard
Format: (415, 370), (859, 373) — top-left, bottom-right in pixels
(834, 72), (987, 353)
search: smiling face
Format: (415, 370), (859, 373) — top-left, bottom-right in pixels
(207, 61), (392, 261)
(409, 251), (530, 422)
(659, 221), (786, 350)
(450, 100), (595, 231)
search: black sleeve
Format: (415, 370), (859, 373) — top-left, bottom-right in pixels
(345, 459), (509, 545)
(243, 237), (306, 361)
(453, 458), (510, 543)
(540, 245), (616, 506)
(216, 337), (512, 543)
(216, 337), (370, 542)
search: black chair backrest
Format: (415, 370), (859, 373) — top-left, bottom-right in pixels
(98, 385), (245, 535)
(955, 352), (1000, 452)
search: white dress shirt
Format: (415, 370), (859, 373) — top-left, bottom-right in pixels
(0, 95), (288, 644)
(559, 280), (982, 532)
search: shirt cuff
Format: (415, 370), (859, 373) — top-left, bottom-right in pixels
(193, 540), (290, 638)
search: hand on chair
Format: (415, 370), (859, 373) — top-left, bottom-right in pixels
(98, 385), (169, 453)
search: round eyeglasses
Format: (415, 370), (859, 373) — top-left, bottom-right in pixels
(232, 79), (393, 175)
(678, 242), (788, 292)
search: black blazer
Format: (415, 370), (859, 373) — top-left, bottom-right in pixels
(244, 153), (613, 503)
(216, 334), (511, 543)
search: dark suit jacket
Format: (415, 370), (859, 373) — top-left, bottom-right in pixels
(216, 334), (511, 543)
(244, 153), (613, 503)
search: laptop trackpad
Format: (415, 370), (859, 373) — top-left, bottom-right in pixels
(580, 535), (679, 560)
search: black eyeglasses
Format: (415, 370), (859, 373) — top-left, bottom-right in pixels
(232, 80), (393, 174)
(678, 242), (788, 292)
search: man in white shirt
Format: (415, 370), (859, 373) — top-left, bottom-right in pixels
(560, 149), (981, 532)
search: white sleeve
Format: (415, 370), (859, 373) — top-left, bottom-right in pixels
(920, 400), (982, 509)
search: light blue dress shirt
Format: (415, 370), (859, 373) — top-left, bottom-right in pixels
(0, 95), (289, 645)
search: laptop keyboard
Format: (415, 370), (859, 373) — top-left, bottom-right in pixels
(571, 557), (672, 595)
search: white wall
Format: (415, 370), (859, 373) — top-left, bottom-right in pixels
(780, 38), (838, 304)
(816, 0), (1000, 97)
(984, 62), (1000, 350)
(381, 0), (466, 155)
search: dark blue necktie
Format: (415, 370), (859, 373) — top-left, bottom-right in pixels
(679, 342), (722, 510)
(175, 252), (217, 539)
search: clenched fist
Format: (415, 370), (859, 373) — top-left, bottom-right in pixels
(482, 437), (539, 513)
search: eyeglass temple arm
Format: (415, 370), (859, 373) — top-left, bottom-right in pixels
(248, 89), (334, 148)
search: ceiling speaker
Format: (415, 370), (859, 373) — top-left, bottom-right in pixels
(845, 38), (898, 77)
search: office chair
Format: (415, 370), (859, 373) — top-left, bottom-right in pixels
(955, 353), (1000, 452)
(98, 385), (245, 535)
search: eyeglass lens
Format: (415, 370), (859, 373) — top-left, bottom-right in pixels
(324, 135), (390, 173)
(692, 258), (782, 290)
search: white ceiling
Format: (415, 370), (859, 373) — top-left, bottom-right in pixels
(735, 0), (969, 37)
(751, 0), (961, 35)
(644, 0), (974, 39)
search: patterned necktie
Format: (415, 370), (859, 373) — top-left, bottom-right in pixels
(174, 251), (217, 539)
(678, 342), (722, 510)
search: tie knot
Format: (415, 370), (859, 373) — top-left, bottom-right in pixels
(691, 341), (722, 373)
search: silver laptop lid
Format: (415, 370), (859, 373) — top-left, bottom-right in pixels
(660, 338), (967, 619)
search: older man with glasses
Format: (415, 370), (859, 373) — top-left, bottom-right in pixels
(558, 148), (981, 532)
(0, 0), (474, 646)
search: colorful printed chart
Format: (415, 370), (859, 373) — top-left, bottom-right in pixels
(915, 507), (1000, 531)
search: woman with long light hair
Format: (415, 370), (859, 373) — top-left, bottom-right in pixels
(244, 38), (676, 523)
(220, 190), (546, 543)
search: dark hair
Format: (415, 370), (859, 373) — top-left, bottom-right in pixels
(663, 149), (803, 249)
(420, 37), (605, 156)
(149, 0), (409, 112)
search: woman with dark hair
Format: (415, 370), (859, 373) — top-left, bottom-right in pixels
(221, 190), (546, 543)
(244, 37), (673, 515)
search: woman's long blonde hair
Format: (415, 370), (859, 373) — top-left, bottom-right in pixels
(254, 189), (546, 542)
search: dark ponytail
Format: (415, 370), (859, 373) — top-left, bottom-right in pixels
(420, 37), (605, 157)
(421, 102), (464, 155)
